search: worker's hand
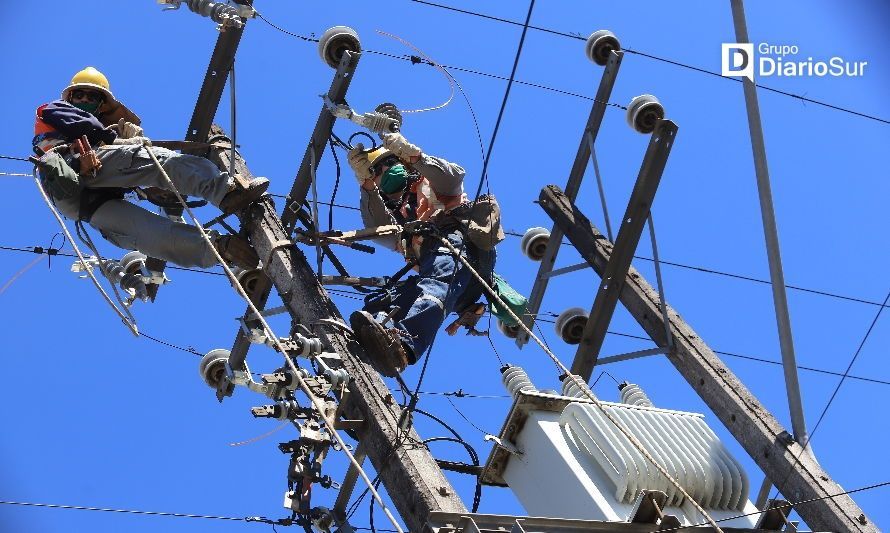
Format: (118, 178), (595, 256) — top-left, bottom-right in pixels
(381, 132), (421, 159)
(115, 118), (144, 139)
(348, 143), (374, 185)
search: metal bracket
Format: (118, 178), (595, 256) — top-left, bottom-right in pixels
(322, 96), (400, 135)
(484, 435), (522, 457)
(755, 499), (795, 531)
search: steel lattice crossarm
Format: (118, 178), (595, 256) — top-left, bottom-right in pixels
(538, 184), (877, 533)
(204, 137), (466, 533)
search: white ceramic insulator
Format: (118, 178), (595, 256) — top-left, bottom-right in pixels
(561, 374), (598, 401)
(620, 382), (653, 408)
(502, 365), (537, 398)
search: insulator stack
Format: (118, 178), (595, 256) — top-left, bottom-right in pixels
(100, 259), (147, 302)
(561, 374), (598, 401)
(501, 365), (537, 398)
(184, 0), (245, 28)
(619, 382), (653, 407)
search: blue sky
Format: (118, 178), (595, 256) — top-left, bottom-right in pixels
(0, 1), (887, 531)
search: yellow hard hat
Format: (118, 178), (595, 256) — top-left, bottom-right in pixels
(61, 67), (117, 105)
(365, 146), (395, 169)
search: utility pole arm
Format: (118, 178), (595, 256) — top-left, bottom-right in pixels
(539, 184), (876, 533)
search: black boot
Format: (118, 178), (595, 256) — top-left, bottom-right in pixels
(214, 234), (259, 270)
(219, 177), (270, 214)
(349, 311), (409, 377)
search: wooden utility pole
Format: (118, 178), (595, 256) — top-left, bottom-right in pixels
(206, 137), (466, 533)
(539, 184), (876, 533)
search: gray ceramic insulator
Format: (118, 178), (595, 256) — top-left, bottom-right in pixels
(502, 365), (537, 398)
(620, 382), (653, 407)
(562, 374), (598, 401)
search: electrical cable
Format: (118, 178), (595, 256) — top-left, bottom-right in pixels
(0, 154), (32, 162)
(376, 30), (455, 114)
(327, 138), (341, 231)
(661, 479), (890, 532)
(764, 287), (890, 529)
(409, 0), (889, 125)
(139, 139), (406, 533)
(31, 168), (139, 336)
(252, 12), (620, 106)
(0, 500), (249, 522)
(445, 396), (492, 436)
(1, 239), (883, 387)
(414, 407), (483, 512)
(500, 230), (890, 310)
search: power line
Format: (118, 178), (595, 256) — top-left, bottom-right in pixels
(254, 11), (618, 105)
(764, 288), (890, 519)
(533, 316), (890, 387)
(665, 479), (890, 531)
(501, 230), (889, 309)
(3, 241), (886, 388)
(0, 500), (248, 522)
(0, 154), (32, 162)
(409, 0), (890, 125)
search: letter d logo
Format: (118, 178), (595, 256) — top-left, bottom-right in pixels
(722, 43), (754, 81)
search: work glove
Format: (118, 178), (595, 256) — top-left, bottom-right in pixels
(112, 136), (151, 146)
(115, 118), (144, 139)
(348, 144), (373, 184)
(381, 132), (421, 159)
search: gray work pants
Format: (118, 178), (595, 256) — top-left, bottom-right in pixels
(55, 144), (232, 268)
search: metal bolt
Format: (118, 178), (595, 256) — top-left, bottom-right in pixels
(858, 514), (867, 525)
(438, 486), (450, 496)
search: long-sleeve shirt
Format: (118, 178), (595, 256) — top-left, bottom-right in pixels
(360, 153), (467, 250)
(33, 100), (117, 153)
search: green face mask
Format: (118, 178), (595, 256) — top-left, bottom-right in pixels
(72, 101), (101, 114)
(380, 164), (408, 194)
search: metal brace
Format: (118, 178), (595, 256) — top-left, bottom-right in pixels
(484, 435), (522, 457)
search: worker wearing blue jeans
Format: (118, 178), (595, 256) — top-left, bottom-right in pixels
(346, 132), (494, 377)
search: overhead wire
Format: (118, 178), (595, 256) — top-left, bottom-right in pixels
(409, 0), (890, 125)
(0, 500), (250, 522)
(764, 287), (890, 527)
(661, 479), (890, 532)
(1, 240), (884, 387)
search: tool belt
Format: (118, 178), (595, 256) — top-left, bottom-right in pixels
(32, 142), (126, 222)
(431, 194), (505, 251)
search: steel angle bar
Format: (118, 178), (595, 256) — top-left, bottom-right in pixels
(571, 120), (678, 380)
(541, 261), (590, 279)
(227, 51), (361, 371)
(145, 19), (249, 300)
(596, 346), (666, 366)
(730, 0), (809, 451)
(281, 50), (361, 234)
(517, 50), (623, 347)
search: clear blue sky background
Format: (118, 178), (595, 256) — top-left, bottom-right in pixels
(0, 1), (887, 531)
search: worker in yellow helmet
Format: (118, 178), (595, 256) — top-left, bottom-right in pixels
(33, 67), (269, 270)
(345, 126), (502, 377)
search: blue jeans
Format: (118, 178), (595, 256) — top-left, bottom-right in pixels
(364, 230), (494, 362)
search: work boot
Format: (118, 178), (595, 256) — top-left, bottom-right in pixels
(218, 177), (270, 214)
(214, 234), (260, 270)
(349, 310), (409, 377)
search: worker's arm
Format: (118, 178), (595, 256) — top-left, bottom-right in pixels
(40, 100), (117, 146)
(359, 188), (399, 251)
(382, 133), (466, 197)
(410, 153), (466, 197)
